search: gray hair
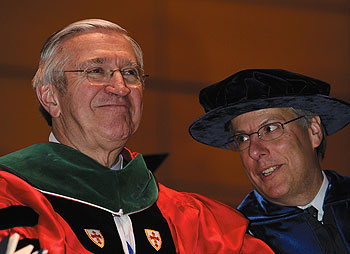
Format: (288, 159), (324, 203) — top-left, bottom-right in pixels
(290, 108), (327, 160)
(32, 19), (144, 126)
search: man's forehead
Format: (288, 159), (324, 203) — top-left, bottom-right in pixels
(64, 28), (126, 42)
(61, 29), (131, 53)
(61, 30), (136, 66)
(80, 57), (137, 68)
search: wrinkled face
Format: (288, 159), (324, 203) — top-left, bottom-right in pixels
(53, 30), (143, 148)
(230, 108), (323, 206)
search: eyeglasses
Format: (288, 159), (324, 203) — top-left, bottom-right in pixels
(226, 115), (305, 151)
(64, 66), (149, 86)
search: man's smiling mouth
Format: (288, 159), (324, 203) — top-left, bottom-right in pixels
(261, 166), (278, 177)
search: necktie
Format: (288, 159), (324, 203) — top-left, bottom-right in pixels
(127, 241), (134, 254)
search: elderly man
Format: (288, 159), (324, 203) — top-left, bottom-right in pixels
(190, 69), (350, 254)
(0, 20), (274, 254)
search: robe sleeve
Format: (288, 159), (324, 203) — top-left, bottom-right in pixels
(157, 183), (274, 254)
(0, 170), (92, 254)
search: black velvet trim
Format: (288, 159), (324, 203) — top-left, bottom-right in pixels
(130, 203), (177, 253)
(17, 238), (40, 252)
(0, 206), (39, 229)
(44, 193), (176, 253)
(44, 194), (124, 253)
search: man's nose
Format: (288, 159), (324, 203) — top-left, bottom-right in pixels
(104, 71), (130, 96)
(248, 134), (269, 160)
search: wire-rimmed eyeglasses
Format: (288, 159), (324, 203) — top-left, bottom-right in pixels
(64, 66), (149, 86)
(226, 115), (306, 151)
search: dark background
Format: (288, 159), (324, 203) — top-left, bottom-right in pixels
(1, 0), (349, 207)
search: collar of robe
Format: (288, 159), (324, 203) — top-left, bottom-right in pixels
(0, 142), (158, 215)
(238, 170), (349, 223)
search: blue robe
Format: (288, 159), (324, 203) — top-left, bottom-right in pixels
(238, 170), (350, 253)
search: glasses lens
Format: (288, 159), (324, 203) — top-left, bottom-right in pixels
(121, 67), (141, 84)
(259, 123), (283, 141)
(84, 65), (144, 86)
(85, 67), (107, 83)
(227, 134), (249, 151)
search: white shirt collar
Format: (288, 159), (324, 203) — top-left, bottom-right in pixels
(48, 132), (123, 170)
(298, 171), (329, 221)
(49, 132), (60, 143)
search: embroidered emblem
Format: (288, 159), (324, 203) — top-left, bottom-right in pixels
(145, 229), (162, 251)
(84, 229), (105, 248)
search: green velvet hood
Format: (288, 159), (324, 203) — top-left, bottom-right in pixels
(0, 143), (158, 215)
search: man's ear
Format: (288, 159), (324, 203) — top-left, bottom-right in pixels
(36, 84), (61, 118)
(308, 116), (323, 149)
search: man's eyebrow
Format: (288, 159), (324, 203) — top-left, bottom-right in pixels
(80, 58), (138, 68)
(116, 58), (138, 67)
(80, 58), (106, 68)
(260, 115), (288, 126)
(258, 117), (279, 128)
(232, 115), (286, 134)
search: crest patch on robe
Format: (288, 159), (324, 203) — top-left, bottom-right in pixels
(145, 229), (162, 251)
(84, 229), (105, 248)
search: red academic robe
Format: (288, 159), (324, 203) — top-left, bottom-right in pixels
(0, 171), (273, 253)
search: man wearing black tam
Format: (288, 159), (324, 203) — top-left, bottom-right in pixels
(190, 69), (350, 254)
